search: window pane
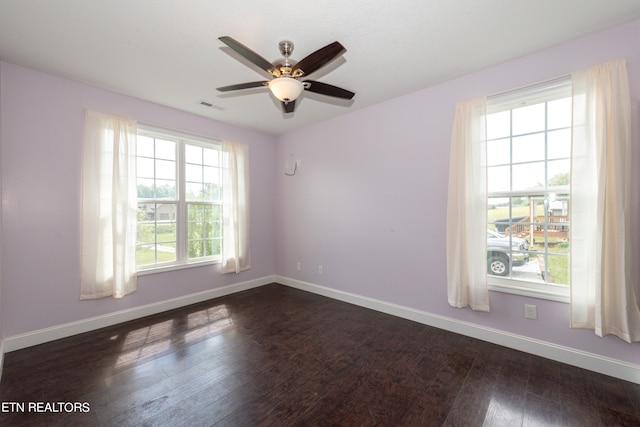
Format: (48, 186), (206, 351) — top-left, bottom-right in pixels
(547, 215), (570, 243)
(185, 144), (203, 164)
(186, 164), (203, 182)
(137, 135), (155, 157)
(155, 203), (176, 223)
(488, 165), (510, 192)
(154, 179), (176, 199)
(137, 178), (155, 199)
(512, 103), (545, 135)
(487, 110), (510, 139)
(186, 182), (203, 201)
(512, 133), (544, 163)
(203, 148), (218, 166)
(211, 204), (221, 220)
(203, 166), (217, 183)
(547, 97), (571, 129)
(210, 221), (221, 237)
(188, 240), (204, 258)
(156, 159), (176, 180)
(137, 223), (155, 244)
(488, 197), (510, 232)
(157, 242), (176, 263)
(202, 239), (212, 256)
(211, 239), (221, 256)
(137, 157), (154, 178)
(545, 254), (569, 285)
(155, 139), (176, 160)
(202, 183), (215, 200)
(137, 202), (155, 221)
(547, 160), (570, 188)
(512, 162), (544, 191)
(548, 194), (569, 216)
(136, 244), (156, 266)
(487, 138), (510, 166)
(156, 222), (176, 243)
(188, 204), (204, 221)
(548, 129), (571, 159)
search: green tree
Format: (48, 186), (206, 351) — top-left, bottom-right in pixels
(187, 204), (222, 258)
(548, 172), (570, 186)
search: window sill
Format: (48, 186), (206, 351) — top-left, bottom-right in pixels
(137, 259), (221, 276)
(488, 276), (569, 303)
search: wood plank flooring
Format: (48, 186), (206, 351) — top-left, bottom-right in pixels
(1, 283), (639, 426)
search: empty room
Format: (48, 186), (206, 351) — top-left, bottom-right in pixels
(1, 1), (640, 425)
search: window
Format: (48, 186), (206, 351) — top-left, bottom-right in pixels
(136, 127), (226, 271)
(486, 79), (571, 301)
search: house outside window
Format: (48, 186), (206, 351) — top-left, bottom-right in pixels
(136, 126), (225, 271)
(486, 78), (572, 301)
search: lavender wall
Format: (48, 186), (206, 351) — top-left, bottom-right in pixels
(2, 19), (640, 370)
(275, 20), (640, 365)
(0, 62), (276, 337)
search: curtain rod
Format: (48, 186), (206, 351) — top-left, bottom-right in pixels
(137, 120), (224, 144)
(487, 74), (571, 101)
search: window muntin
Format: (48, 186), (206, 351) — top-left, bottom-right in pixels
(135, 128), (224, 270)
(486, 80), (571, 294)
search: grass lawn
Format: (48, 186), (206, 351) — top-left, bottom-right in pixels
(529, 240), (569, 285)
(547, 254), (569, 285)
(136, 246), (175, 266)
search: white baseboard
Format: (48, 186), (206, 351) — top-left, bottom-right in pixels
(276, 275), (640, 385)
(3, 275), (276, 353)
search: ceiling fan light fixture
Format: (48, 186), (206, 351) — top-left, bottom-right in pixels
(268, 77), (304, 102)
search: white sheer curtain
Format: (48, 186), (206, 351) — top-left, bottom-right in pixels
(570, 59), (640, 342)
(81, 110), (138, 299)
(446, 97), (490, 311)
(221, 141), (251, 274)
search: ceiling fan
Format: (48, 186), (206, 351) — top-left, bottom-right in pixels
(216, 36), (355, 113)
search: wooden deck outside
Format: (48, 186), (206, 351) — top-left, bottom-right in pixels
(505, 215), (569, 242)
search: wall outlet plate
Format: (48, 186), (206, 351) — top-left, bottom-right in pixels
(525, 304), (537, 320)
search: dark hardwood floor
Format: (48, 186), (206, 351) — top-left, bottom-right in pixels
(1, 283), (639, 426)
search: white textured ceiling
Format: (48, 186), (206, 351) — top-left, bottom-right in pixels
(2, 1), (640, 135)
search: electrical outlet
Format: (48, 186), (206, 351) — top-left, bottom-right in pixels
(525, 304), (537, 320)
(296, 262), (302, 271)
(318, 266), (324, 275)
(295, 159), (301, 167)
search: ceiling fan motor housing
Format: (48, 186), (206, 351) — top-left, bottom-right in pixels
(273, 41), (298, 76)
(279, 41), (294, 57)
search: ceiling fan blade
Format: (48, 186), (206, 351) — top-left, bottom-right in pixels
(217, 81), (269, 92)
(304, 81), (355, 100)
(292, 41), (346, 77)
(282, 100), (296, 113)
(219, 36), (275, 74)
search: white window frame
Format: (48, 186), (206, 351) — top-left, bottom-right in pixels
(136, 125), (224, 274)
(486, 78), (571, 303)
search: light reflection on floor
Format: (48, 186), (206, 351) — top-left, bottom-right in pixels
(484, 395), (522, 424)
(185, 306), (233, 342)
(111, 304), (233, 370)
